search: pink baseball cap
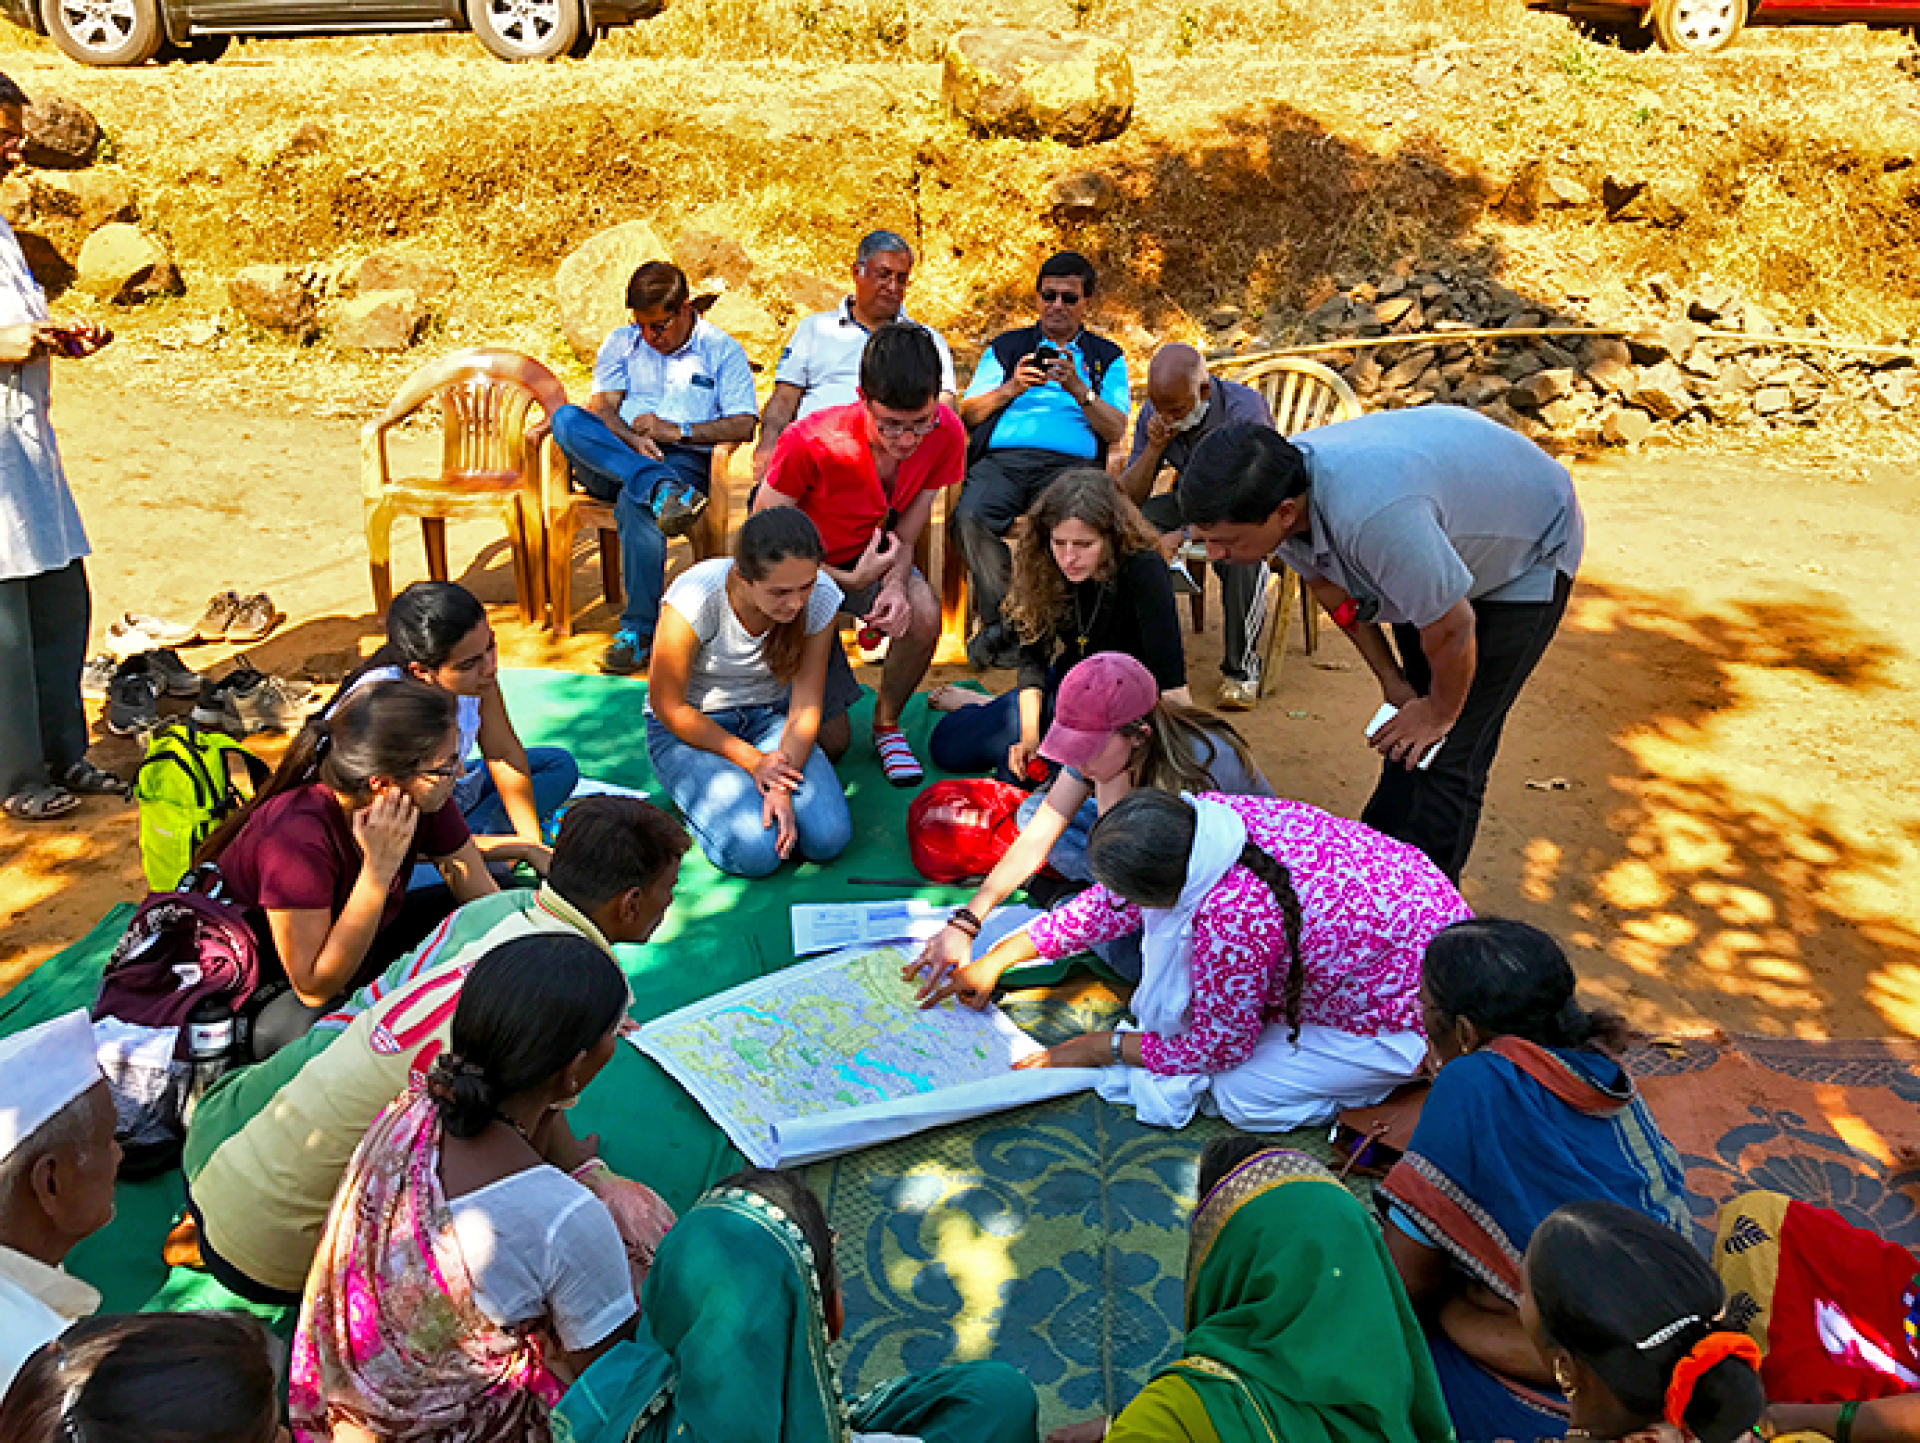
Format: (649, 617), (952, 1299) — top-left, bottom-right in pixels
(1039, 652), (1158, 772)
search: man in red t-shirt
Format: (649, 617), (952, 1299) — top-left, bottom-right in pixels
(756, 323), (962, 786)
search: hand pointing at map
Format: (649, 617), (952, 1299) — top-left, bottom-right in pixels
(910, 925), (1038, 1009)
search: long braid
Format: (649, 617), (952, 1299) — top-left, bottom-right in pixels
(1236, 841), (1307, 1041)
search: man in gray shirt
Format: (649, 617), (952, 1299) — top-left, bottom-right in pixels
(1177, 405), (1584, 879)
(1120, 344), (1276, 711)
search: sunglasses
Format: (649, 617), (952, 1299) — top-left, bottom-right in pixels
(1039, 288), (1084, 305)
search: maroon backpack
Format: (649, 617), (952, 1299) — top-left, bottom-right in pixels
(94, 864), (262, 1037)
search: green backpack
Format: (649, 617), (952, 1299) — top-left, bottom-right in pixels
(132, 721), (271, 892)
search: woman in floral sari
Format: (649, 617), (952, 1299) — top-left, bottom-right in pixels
(1380, 919), (1694, 1443)
(557, 1166), (1039, 1443)
(290, 933), (675, 1443)
(1049, 1135), (1455, 1443)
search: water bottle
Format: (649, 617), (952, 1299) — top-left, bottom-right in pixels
(184, 994), (238, 1122)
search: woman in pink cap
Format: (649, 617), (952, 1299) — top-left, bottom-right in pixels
(908, 651), (1268, 985)
(918, 786), (1470, 1131)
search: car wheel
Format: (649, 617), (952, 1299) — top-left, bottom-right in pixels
(467, 0), (582, 60)
(568, 20), (597, 56)
(1650, 0), (1746, 53)
(41, 0), (163, 65)
(164, 32), (232, 62)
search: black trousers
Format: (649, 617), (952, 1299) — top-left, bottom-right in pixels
(0, 558), (91, 798)
(1139, 492), (1266, 683)
(950, 447), (1082, 630)
(1361, 572), (1573, 882)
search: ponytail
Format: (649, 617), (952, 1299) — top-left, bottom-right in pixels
(193, 679), (457, 867)
(1423, 918), (1632, 1055)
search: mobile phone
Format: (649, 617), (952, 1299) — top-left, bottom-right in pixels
(881, 506), (900, 535)
(1032, 342), (1063, 367)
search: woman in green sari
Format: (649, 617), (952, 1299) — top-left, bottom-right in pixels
(555, 1167), (1038, 1443)
(1052, 1136), (1457, 1443)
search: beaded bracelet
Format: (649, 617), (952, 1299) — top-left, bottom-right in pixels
(949, 906), (983, 939)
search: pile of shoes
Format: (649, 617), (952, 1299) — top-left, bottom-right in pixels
(84, 591), (304, 738)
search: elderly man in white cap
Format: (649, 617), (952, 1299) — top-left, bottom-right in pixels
(0, 1008), (118, 1392)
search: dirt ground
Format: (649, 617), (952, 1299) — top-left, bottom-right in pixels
(2, 341), (1916, 1041)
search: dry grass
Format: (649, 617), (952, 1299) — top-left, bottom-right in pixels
(1, 0), (1915, 388)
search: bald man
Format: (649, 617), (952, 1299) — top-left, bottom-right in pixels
(1120, 345), (1275, 710)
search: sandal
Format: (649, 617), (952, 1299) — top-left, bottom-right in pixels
(872, 726), (925, 788)
(63, 759), (129, 796)
(3, 783), (81, 820)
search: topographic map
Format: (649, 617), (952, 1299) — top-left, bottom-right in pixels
(633, 943), (1053, 1166)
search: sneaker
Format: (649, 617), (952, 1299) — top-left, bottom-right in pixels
(105, 612), (197, 658)
(227, 672), (312, 735)
(106, 664), (161, 736)
(598, 631), (650, 676)
(227, 593), (283, 644)
(80, 653), (117, 698)
(650, 482), (709, 540)
(147, 648), (199, 699)
(194, 590), (243, 642)
(191, 665), (266, 732)
(1216, 675), (1259, 712)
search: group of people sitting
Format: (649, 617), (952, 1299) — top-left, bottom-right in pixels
(6, 887), (1917, 1443)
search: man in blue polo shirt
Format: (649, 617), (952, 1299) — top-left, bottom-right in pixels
(953, 251), (1130, 669)
(551, 261), (759, 675)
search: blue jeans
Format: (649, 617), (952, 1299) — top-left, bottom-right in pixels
(928, 688), (1054, 784)
(645, 706), (851, 878)
(408, 747), (579, 889)
(551, 405), (710, 641)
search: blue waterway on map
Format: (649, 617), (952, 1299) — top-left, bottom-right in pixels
(843, 1050), (933, 1092)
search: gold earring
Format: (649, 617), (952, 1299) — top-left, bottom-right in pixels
(1554, 1362), (1578, 1397)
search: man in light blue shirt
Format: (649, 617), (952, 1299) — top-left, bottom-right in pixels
(551, 261), (759, 675)
(1179, 407), (1584, 881)
(953, 252), (1130, 669)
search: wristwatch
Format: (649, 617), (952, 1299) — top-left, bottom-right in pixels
(678, 420), (694, 443)
(1109, 1031), (1126, 1063)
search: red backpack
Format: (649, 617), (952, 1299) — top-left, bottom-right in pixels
(907, 779), (1031, 883)
(94, 864), (262, 1037)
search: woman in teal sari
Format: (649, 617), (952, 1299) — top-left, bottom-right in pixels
(1050, 1135), (1455, 1443)
(556, 1167), (1038, 1443)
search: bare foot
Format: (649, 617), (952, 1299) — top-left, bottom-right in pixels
(927, 683), (992, 713)
(1046, 1421), (1109, 1443)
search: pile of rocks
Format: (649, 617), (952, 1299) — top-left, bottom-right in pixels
(227, 249), (458, 352)
(1212, 270), (1915, 450)
(0, 94), (182, 305)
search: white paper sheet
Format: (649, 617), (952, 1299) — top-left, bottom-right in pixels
(789, 899), (953, 957)
(568, 777), (653, 801)
(631, 942), (1098, 1166)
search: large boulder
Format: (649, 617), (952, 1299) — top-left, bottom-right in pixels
(229, 265), (318, 340)
(1047, 169), (1119, 222)
(942, 27), (1134, 146)
(674, 229), (755, 290)
(332, 289), (426, 351)
(553, 220), (670, 360)
(75, 224), (181, 303)
(776, 270), (843, 318)
(23, 95), (102, 171)
(28, 171), (138, 233)
(354, 249), (458, 305)
(704, 291), (780, 370)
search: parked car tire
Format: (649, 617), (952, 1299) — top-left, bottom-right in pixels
(1650, 0), (1746, 52)
(568, 20), (597, 56)
(164, 32), (232, 62)
(41, 0), (163, 65)
(466, 0), (582, 60)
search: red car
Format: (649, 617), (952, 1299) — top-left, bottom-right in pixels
(1556, 0), (1920, 52)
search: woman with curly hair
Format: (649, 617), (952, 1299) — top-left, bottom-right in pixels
(289, 934), (674, 1443)
(930, 467), (1189, 782)
(923, 788), (1466, 1133)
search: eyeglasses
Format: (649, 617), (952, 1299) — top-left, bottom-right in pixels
(414, 762), (463, 783)
(872, 415), (941, 439)
(1039, 288), (1085, 305)
(637, 306), (684, 337)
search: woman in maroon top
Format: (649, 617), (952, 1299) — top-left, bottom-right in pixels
(196, 677), (497, 1056)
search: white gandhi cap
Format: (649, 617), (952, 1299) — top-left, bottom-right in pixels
(0, 1009), (104, 1164)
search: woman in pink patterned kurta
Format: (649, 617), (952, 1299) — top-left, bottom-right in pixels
(944, 788), (1471, 1130)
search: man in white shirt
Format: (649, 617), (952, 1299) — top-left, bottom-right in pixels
(0, 74), (122, 822)
(0, 1009), (119, 1393)
(551, 261), (760, 676)
(751, 230), (957, 483)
